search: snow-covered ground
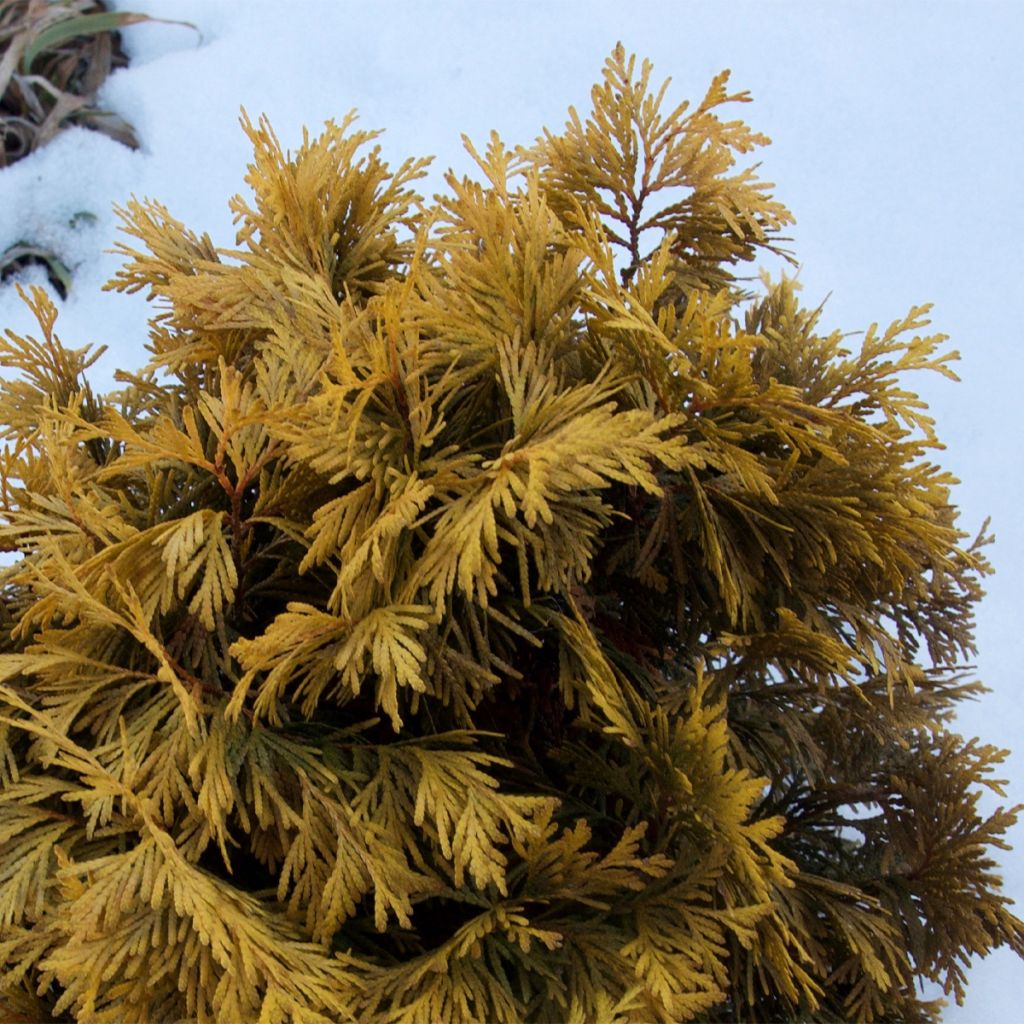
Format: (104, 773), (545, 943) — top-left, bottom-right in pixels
(2, 0), (1022, 1016)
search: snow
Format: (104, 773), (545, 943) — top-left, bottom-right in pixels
(2, 0), (1023, 1016)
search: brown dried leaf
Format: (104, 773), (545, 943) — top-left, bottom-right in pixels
(74, 106), (138, 149)
(0, 0), (175, 169)
(0, 115), (34, 165)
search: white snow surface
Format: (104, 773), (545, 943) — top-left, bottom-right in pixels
(1, 0), (1022, 1016)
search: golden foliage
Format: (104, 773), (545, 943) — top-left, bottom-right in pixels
(0, 43), (1019, 1023)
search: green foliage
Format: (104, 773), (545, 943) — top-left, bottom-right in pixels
(0, 43), (1020, 1023)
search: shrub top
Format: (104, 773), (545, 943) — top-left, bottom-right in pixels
(0, 44), (1019, 1024)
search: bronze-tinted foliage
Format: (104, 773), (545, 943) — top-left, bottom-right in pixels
(0, 44), (1020, 1023)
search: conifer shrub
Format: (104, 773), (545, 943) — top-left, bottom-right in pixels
(0, 45), (1021, 1023)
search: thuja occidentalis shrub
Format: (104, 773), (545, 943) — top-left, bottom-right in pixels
(0, 45), (1020, 1024)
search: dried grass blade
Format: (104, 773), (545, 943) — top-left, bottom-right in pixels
(74, 107), (138, 149)
(21, 10), (199, 73)
(0, 26), (29, 97)
(80, 28), (112, 94)
(32, 89), (87, 149)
